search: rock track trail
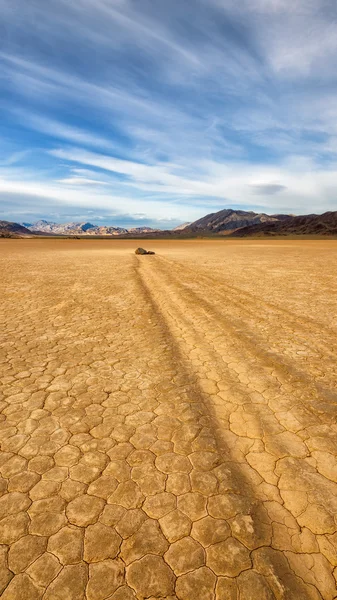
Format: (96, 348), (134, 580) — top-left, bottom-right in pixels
(0, 239), (336, 600)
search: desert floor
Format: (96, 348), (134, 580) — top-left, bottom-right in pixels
(0, 238), (337, 600)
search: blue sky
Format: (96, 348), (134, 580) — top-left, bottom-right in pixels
(1, 0), (337, 228)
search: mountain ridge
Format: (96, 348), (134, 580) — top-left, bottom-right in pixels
(184, 209), (291, 234)
(230, 211), (337, 237)
(0, 221), (33, 238)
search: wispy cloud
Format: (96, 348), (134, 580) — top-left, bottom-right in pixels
(0, 149), (31, 166)
(12, 111), (115, 150)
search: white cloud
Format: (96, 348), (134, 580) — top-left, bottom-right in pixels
(2, 145), (337, 218)
(0, 171), (197, 221)
(58, 177), (108, 185)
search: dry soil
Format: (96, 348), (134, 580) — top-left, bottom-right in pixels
(0, 238), (336, 600)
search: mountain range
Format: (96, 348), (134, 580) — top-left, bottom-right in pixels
(24, 220), (159, 236)
(20, 210), (290, 237)
(1, 209), (337, 238)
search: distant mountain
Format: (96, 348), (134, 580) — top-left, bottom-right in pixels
(28, 221), (129, 236)
(231, 211), (337, 237)
(29, 219), (54, 231)
(173, 222), (191, 231)
(0, 221), (33, 238)
(185, 209), (290, 234)
(128, 227), (160, 234)
(94, 226), (129, 236)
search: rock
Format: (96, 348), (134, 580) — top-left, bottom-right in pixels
(135, 248), (155, 255)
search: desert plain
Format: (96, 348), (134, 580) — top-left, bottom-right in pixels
(0, 238), (336, 600)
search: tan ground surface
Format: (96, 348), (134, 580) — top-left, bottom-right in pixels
(0, 238), (337, 600)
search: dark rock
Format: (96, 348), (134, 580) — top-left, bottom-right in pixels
(135, 248), (155, 255)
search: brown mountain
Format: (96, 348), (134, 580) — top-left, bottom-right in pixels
(0, 221), (33, 238)
(231, 211), (337, 237)
(185, 209), (290, 234)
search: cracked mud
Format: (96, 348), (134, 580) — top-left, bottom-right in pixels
(0, 238), (336, 599)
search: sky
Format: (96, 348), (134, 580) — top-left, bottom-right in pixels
(1, 0), (337, 228)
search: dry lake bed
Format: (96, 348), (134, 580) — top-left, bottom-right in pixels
(0, 238), (337, 599)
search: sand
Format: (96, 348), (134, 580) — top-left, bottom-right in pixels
(0, 238), (336, 599)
